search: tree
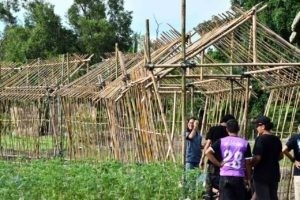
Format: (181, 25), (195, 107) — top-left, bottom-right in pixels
(0, 0), (77, 62)
(231, 0), (300, 42)
(0, 0), (20, 25)
(0, 25), (29, 62)
(68, 0), (133, 62)
(107, 0), (133, 51)
(23, 1), (76, 59)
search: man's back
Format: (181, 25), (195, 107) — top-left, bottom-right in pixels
(219, 136), (251, 177)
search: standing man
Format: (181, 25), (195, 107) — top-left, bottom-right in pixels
(185, 116), (202, 170)
(184, 117), (202, 198)
(205, 119), (252, 200)
(201, 114), (235, 200)
(251, 116), (283, 200)
(282, 124), (300, 200)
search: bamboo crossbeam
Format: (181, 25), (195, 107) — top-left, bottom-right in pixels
(146, 62), (300, 68)
(160, 74), (243, 79)
(244, 65), (300, 74)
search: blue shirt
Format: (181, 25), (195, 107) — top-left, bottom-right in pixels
(185, 131), (202, 163)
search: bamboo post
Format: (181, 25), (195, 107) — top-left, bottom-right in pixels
(200, 51), (204, 80)
(115, 43), (118, 79)
(166, 92), (177, 158)
(243, 77), (250, 137)
(252, 9), (257, 62)
(145, 19), (176, 162)
(230, 79), (234, 114)
(181, 0), (187, 166)
(190, 86), (194, 116)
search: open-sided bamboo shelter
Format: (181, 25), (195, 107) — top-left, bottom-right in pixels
(0, 3), (299, 198)
(0, 54), (92, 158)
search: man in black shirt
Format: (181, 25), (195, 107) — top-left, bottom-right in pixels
(251, 116), (283, 200)
(283, 124), (300, 200)
(201, 114), (235, 200)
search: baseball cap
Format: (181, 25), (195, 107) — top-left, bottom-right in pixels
(255, 116), (271, 126)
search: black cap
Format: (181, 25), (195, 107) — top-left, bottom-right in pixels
(255, 116), (271, 126)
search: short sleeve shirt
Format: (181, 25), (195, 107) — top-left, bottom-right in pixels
(253, 134), (282, 183)
(206, 125), (228, 163)
(211, 136), (251, 177)
(285, 133), (300, 175)
(185, 131), (202, 163)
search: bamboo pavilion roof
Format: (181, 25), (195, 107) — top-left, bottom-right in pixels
(55, 4), (299, 101)
(84, 5), (297, 102)
(0, 54), (92, 100)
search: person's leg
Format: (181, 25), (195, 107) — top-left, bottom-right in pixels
(253, 181), (270, 200)
(268, 181), (278, 200)
(204, 164), (214, 200)
(294, 176), (300, 200)
(233, 177), (246, 200)
(219, 176), (235, 200)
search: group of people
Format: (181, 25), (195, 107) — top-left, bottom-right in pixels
(185, 114), (300, 200)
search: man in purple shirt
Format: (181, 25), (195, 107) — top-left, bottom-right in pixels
(205, 119), (252, 200)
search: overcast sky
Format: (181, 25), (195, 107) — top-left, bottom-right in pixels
(1, 0), (231, 37)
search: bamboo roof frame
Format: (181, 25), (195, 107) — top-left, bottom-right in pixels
(0, 54), (92, 100)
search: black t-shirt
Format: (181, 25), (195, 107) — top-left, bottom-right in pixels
(206, 125), (228, 163)
(285, 134), (300, 175)
(253, 134), (282, 183)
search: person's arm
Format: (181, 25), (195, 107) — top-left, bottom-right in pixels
(199, 139), (212, 166)
(205, 147), (222, 168)
(199, 127), (213, 167)
(244, 143), (252, 182)
(186, 120), (199, 140)
(282, 145), (295, 162)
(251, 155), (262, 166)
(251, 137), (263, 166)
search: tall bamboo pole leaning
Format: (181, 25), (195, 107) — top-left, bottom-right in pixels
(145, 19), (176, 162)
(181, 0), (187, 166)
(242, 77), (250, 137)
(181, 0), (187, 198)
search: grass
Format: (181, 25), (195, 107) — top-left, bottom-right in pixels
(0, 159), (205, 200)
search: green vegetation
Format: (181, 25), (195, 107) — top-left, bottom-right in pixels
(231, 0), (300, 46)
(0, 0), (133, 63)
(0, 159), (204, 200)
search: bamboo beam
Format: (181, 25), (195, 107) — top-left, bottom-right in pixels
(146, 62), (300, 68)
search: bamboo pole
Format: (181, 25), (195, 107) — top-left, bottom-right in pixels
(243, 78), (250, 138)
(230, 79), (233, 114)
(145, 19), (176, 162)
(181, 0), (187, 166)
(166, 92), (177, 158)
(252, 9), (257, 63)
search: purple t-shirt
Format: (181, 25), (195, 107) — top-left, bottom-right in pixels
(212, 136), (251, 177)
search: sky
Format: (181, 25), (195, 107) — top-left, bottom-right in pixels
(1, 0), (231, 37)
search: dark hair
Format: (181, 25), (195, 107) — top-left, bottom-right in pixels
(187, 116), (197, 122)
(226, 119), (240, 133)
(220, 114), (235, 123)
(255, 116), (274, 131)
(186, 116), (197, 131)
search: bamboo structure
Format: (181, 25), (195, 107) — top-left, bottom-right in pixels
(0, 4), (299, 199)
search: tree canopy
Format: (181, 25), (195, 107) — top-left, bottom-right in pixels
(0, 0), (133, 63)
(231, 0), (300, 44)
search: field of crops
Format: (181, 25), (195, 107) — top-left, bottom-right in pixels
(0, 159), (204, 200)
